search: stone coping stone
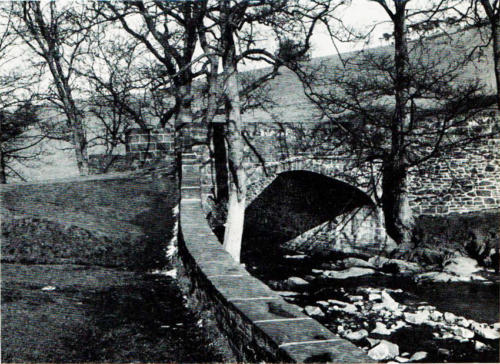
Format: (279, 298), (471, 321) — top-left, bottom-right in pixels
(229, 298), (308, 322)
(280, 340), (375, 363)
(255, 319), (338, 346)
(209, 275), (279, 300)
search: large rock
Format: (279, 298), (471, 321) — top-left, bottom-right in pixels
(404, 311), (430, 325)
(286, 276), (309, 290)
(471, 322), (500, 340)
(368, 256), (391, 268)
(368, 340), (399, 361)
(322, 267), (376, 280)
(452, 326), (475, 339)
(382, 259), (422, 273)
(372, 290), (399, 312)
(304, 305), (324, 317)
(409, 351), (428, 361)
(372, 322), (392, 335)
(443, 256), (480, 276)
(340, 257), (375, 269)
(415, 271), (472, 283)
(344, 329), (369, 342)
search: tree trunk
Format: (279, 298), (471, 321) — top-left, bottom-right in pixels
(212, 122), (229, 203)
(382, 2), (414, 246)
(222, 67), (246, 262)
(491, 20), (500, 111)
(204, 53), (229, 204)
(221, 8), (246, 261)
(381, 161), (414, 245)
(0, 147), (6, 184)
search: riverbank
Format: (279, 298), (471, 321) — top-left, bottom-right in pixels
(245, 251), (499, 363)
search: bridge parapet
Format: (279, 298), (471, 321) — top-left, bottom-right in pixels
(177, 152), (373, 362)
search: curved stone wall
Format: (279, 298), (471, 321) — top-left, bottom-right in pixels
(178, 153), (371, 362)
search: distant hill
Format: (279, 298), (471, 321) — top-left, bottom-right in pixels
(240, 26), (496, 124)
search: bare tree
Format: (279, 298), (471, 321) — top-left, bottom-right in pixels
(12, 1), (95, 175)
(294, 0), (496, 246)
(197, 0), (335, 261)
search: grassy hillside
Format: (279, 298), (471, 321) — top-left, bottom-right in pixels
(1, 173), (178, 271)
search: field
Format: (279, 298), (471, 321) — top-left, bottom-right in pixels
(1, 173), (231, 362)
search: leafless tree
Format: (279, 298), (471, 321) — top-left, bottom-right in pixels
(293, 0), (496, 247)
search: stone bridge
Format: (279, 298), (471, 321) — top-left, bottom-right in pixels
(118, 122), (500, 255)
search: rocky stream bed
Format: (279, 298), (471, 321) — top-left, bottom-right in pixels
(244, 253), (499, 363)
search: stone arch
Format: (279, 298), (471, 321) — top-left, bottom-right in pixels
(242, 169), (394, 258)
(245, 157), (374, 205)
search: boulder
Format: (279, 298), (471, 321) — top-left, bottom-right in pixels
(372, 290), (399, 312)
(340, 257), (375, 269)
(452, 326), (475, 339)
(404, 311), (430, 325)
(329, 301), (358, 314)
(383, 259), (422, 273)
(430, 311), (443, 321)
(304, 305), (324, 317)
(415, 271), (470, 283)
(471, 322), (500, 340)
(409, 351), (428, 361)
(367, 340), (399, 361)
(316, 300), (330, 308)
(345, 329), (369, 342)
(372, 322), (392, 335)
(444, 312), (457, 324)
(322, 267), (376, 280)
(286, 277), (309, 290)
(443, 256), (480, 276)
(368, 255), (391, 268)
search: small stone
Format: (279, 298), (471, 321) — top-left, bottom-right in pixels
(430, 311), (443, 321)
(367, 340), (399, 361)
(284, 254), (308, 260)
(456, 317), (471, 328)
(401, 352), (409, 357)
(475, 340), (487, 351)
(444, 312), (457, 324)
(348, 295), (364, 302)
(41, 286), (56, 291)
(372, 322), (392, 335)
(345, 329), (369, 342)
(437, 348), (450, 356)
(367, 337), (380, 347)
(286, 277), (309, 289)
(395, 356), (410, 362)
(304, 305), (324, 317)
(372, 290), (399, 311)
(316, 300), (329, 308)
(311, 269), (325, 274)
(369, 293), (382, 301)
(409, 351), (428, 361)
(322, 267), (376, 279)
(277, 291), (300, 297)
